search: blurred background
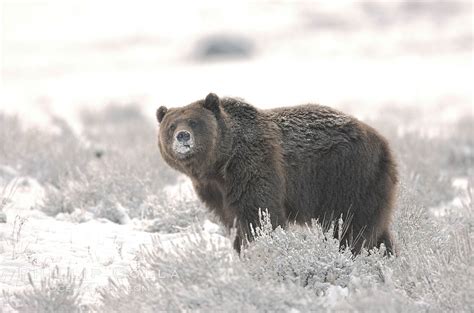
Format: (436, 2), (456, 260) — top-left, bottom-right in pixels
(2, 0), (472, 129)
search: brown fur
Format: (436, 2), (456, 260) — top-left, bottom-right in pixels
(157, 93), (398, 255)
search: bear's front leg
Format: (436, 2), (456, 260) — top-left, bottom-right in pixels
(224, 148), (287, 253)
(226, 180), (286, 254)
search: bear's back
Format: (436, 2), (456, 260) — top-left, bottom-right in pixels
(265, 104), (365, 157)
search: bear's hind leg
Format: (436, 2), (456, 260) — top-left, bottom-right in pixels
(377, 230), (395, 256)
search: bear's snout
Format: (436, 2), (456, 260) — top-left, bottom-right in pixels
(176, 130), (191, 143)
(172, 129), (195, 157)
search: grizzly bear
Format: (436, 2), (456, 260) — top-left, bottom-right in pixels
(156, 93), (398, 255)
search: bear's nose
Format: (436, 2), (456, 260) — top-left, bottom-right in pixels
(176, 130), (191, 143)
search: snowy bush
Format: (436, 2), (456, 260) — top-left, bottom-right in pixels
(97, 182), (473, 312)
(40, 105), (177, 220)
(142, 196), (208, 233)
(366, 108), (474, 207)
(41, 158), (170, 220)
(242, 214), (379, 296)
(0, 108), (178, 221)
(4, 267), (87, 313)
(390, 184), (474, 312)
(98, 233), (327, 313)
(0, 114), (91, 188)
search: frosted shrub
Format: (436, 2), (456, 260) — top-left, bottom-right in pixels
(1, 109), (178, 220)
(42, 158), (165, 220)
(99, 233), (325, 312)
(97, 190), (472, 312)
(34, 105), (178, 220)
(5, 267), (87, 313)
(97, 212), (424, 312)
(244, 212), (387, 295)
(142, 196), (208, 233)
(0, 114), (92, 188)
(367, 109), (474, 207)
(390, 183), (474, 312)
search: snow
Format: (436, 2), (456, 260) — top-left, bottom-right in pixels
(0, 176), (226, 309)
(324, 285), (349, 308)
(0, 177), (142, 305)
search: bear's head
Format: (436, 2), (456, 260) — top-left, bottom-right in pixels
(156, 93), (228, 177)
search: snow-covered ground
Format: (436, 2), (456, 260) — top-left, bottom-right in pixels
(1, 0), (473, 312)
(0, 176), (150, 304)
(0, 174), (227, 310)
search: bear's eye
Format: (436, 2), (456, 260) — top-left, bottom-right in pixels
(188, 119), (197, 127)
(169, 124), (176, 132)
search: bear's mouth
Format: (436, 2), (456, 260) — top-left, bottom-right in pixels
(172, 141), (195, 159)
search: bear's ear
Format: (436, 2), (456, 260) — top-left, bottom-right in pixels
(156, 106), (168, 123)
(203, 93), (220, 114)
